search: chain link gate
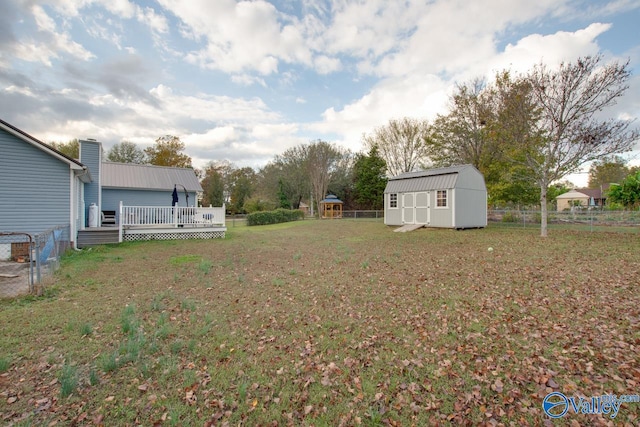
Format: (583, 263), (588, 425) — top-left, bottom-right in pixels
(0, 232), (35, 297)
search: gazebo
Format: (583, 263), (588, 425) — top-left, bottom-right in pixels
(320, 194), (343, 219)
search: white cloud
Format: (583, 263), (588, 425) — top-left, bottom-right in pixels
(186, 126), (237, 148)
(231, 74), (267, 87)
(251, 123), (299, 139)
(21, 5), (95, 65)
(32, 4), (58, 32)
(137, 6), (168, 33)
(159, 0), (312, 74)
(487, 23), (610, 76)
(4, 85), (36, 97)
(314, 55), (341, 74)
(312, 73), (449, 151)
(3, 0), (639, 174)
(100, 0), (136, 18)
(312, 19), (620, 154)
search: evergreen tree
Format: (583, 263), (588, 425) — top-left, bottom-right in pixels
(353, 145), (387, 209)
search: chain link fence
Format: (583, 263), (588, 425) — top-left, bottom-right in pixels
(0, 226), (70, 298)
(342, 210), (384, 220)
(488, 209), (640, 231)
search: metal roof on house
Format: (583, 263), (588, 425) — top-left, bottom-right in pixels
(101, 162), (202, 192)
(384, 165), (473, 193)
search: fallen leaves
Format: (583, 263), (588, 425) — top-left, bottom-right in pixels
(1, 223), (639, 425)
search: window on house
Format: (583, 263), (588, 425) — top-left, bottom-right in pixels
(436, 190), (448, 207)
(389, 193), (398, 208)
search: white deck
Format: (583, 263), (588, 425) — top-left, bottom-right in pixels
(118, 204), (227, 242)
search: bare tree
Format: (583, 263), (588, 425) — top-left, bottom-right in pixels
(502, 55), (639, 236)
(305, 140), (346, 215)
(362, 117), (432, 177)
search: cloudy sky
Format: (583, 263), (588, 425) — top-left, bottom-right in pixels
(1, 0), (640, 184)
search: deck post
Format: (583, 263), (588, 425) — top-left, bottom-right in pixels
(173, 206), (178, 228)
(118, 201), (123, 243)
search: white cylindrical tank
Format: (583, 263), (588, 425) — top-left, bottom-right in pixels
(88, 203), (99, 228)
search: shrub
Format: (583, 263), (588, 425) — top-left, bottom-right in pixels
(247, 209), (304, 226)
(501, 211), (520, 223)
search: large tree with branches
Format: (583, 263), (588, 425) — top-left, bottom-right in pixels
(499, 55), (639, 236)
(362, 117), (432, 177)
(145, 135), (192, 168)
(107, 141), (147, 164)
(305, 140), (347, 216)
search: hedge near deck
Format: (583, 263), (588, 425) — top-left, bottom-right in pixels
(246, 208), (304, 226)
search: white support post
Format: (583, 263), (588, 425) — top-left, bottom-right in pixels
(173, 205), (178, 228)
(118, 201), (123, 243)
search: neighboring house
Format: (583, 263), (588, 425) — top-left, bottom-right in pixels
(298, 202), (310, 216)
(0, 119), (203, 247)
(0, 119), (91, 245)
(556, 186), (608, 211)
(384, 164), (487, 229)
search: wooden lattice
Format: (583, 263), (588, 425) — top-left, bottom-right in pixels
(122, 231), (225, 242)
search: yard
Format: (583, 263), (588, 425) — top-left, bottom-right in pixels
(0, 220), (639, 426)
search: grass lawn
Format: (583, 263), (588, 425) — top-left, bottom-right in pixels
(1, 220), (639, 426)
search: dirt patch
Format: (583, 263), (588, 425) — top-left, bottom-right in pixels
(0, 261), (31, 298)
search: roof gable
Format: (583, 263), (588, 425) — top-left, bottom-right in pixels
(102, 162), (202, 192)
(0, 119), (85, 171)
(556, 190), (589, 199)
(388, 164), (472, 181)
(385, 164), (479, 194)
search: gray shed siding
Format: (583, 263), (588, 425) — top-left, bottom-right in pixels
(384, 193), (402, 225)
(454, 188), (487, 228)
(452, 166), (487, 228)
(0, 128), (71, 234)
(384, 165), (486, 229)
(430, 190), (454, 228)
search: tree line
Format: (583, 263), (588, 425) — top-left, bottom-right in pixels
(50, 54), (639, 235)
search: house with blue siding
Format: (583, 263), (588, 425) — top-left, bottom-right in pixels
(101, 162), (201, 223)
(1, 119), (203, 247)
(0, 119), (91, 245)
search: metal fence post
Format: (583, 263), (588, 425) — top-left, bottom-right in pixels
(34, 240), (41, 285)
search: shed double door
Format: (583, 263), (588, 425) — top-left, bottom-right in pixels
(402, 192), (430, 224)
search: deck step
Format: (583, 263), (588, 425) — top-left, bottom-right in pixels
(77, 229), (119, 248)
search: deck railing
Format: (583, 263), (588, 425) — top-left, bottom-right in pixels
(119, 203), (226, 228)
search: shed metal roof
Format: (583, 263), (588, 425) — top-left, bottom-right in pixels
(102, 162), (202, 192)
(384, 165), (472, 193)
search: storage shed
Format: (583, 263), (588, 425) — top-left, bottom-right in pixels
(384, 165), (487, 229)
